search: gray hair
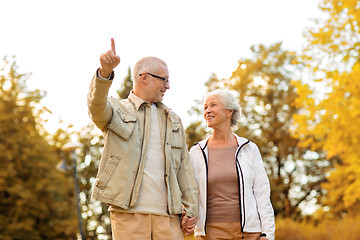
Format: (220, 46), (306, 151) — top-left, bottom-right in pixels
(133, 56), (167, 82)
(204, 89), (241, 126)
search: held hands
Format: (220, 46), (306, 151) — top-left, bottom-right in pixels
(99, 38), (120, 78)
(181, 211), (197, 236)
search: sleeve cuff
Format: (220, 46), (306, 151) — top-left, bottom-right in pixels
(96, 68), (114, 80)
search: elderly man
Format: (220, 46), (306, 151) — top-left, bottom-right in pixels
(87, 38), (198, 240)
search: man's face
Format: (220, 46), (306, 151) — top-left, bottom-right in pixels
(145, 65), (170, 103)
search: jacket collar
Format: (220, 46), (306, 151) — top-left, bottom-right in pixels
(197, 136), (211, 150)
(128, 91), (168, 112)
(197, 133), (249, 149)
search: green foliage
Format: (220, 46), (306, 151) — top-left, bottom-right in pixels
(0, 56), (77, 239)
(117, 66), (133, 99)
(185, 121), (209, 149)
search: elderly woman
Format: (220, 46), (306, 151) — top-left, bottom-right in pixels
(188, 90), (275, 240)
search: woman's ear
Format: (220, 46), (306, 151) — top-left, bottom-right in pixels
(227, 109), (234, 117)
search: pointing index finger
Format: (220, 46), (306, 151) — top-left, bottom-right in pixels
(111, 38), (116, 55)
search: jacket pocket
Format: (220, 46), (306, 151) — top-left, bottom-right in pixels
(96, 155), (121, 189)
(107, 108), (137, 140)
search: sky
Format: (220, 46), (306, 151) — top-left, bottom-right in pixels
(1, 0), (324, 133)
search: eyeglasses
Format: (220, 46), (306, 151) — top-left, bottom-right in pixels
(140, 72), (170, 86)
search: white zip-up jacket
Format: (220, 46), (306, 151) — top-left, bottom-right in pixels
(189, 135), (275, 240)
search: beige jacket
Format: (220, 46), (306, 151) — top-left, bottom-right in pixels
(87, 71), (198, 218)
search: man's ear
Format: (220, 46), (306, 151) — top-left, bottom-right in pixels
(139, 73), (147, 83)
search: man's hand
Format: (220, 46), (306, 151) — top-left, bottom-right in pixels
(99, 38), (120, 78)
(181, 211), (196, 236)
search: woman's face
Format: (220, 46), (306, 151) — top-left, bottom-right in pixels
(203, 94), (233, 129)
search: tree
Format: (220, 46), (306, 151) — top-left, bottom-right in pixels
(185, 121), (209, 149)
(294, 0), (360, 217)
(76, 123), (111, 239)
(228, 43), (329, 218)
(0, 56), (78, 239)
(116, 66), (133, 99)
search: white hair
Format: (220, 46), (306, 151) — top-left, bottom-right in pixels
(204, 89), (241, 126)
(132, 56), (167, 82)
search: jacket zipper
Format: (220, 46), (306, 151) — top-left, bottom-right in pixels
(197, 141), (208, 233)
(235, 140), (250, 234)
(128, 104), (147, 207)
(165, 111), (172, 214)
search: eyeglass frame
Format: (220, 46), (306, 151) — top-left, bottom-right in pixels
(139, 72), (170, 85)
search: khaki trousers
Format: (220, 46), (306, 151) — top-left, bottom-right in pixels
(199, 222), (261, 240)
(110, 211), (184, 240)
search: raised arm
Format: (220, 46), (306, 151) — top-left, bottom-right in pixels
(87, 38), (121, 131)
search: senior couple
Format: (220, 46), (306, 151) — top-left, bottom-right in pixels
(87, 39), (275, 240)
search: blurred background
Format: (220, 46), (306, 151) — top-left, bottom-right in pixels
(1, 0), (360, 239)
